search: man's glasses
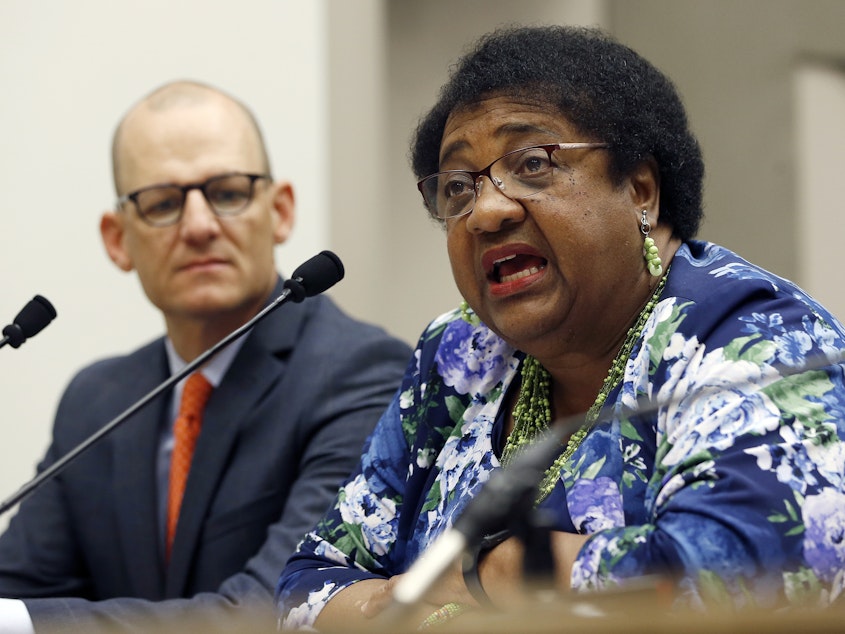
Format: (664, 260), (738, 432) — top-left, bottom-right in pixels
(417, 142), (609, 221)
(116, 172), (271, 227)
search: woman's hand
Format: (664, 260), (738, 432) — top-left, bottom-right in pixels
(361, 534), (532, 618)
(549, 531), (590, 591)
(321, 531), (592, 629)
(360, 550), (477, 619)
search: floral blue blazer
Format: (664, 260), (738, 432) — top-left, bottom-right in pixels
(278, 241), (845, 627)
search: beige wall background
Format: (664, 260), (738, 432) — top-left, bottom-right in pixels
(1, 0), (844, 525)
(610, 0), (845, 310)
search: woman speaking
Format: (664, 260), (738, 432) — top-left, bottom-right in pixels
(277, 25), (845, 630)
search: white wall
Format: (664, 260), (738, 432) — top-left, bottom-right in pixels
(0, 0), (329, 520)
(795, 62), (845, 321)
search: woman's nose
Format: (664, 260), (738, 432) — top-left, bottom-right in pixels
(464, 175), (525, 233)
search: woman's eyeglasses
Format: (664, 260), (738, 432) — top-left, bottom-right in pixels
(417, 142), (609, 221)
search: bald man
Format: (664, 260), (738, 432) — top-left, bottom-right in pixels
(0, 81), (411, 632)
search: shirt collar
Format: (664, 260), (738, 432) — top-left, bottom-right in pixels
(164, 335), (246, 389)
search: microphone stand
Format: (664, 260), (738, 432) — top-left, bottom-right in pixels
(0, 278), (308, 516)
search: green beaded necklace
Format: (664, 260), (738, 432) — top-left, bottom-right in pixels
(500, 274), (668, 502)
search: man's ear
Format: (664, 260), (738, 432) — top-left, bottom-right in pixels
(269, 180), (296, 245)
(100, 211), (134, 272)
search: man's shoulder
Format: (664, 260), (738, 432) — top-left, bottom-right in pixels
(63, 337), (167, 397)
(50, 337), (168, 441)
(299, 294), (410, 352)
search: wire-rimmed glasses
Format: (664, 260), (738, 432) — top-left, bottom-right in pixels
(417, 142), (609, 221)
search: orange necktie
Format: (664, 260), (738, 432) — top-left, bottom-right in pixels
(166, 372), (213, 561)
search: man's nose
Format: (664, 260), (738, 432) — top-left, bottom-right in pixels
(179, 189), (221, 236)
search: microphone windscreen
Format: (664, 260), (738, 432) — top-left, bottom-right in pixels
(289, 251), (345, 298)
(15, 295), (57, 338)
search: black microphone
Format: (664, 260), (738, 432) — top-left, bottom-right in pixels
(0, 252), (343, 516)
(1, 295), (57, 350)
(283, 250), (345, 301)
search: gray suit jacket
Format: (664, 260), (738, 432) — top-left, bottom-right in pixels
(0, 279), (411, 631)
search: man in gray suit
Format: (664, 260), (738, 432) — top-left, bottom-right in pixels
(0, 81), (411, 632)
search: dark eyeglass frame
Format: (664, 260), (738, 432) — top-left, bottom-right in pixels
(417, 142), (610, 221)
(116, 172), (272, 227)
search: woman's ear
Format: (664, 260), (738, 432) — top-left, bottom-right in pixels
(100, 211), (134, 272)
(628, 157), (661, 218)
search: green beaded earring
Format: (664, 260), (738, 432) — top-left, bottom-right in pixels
(640, 209), (663, 277)
(459, 299), (480, 326)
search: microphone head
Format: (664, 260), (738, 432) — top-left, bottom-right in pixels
(284, 251), (345, 302)
(17, 295), (57, 337)
(3, 295), (57, 348)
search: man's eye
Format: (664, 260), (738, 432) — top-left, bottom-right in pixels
(210, 189), (248, 204)
(143, 196), (180, 216)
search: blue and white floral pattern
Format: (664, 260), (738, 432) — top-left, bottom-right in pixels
(277, 241), (845, 628)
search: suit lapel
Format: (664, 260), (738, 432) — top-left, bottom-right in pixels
(164, 278), (306, 596)
(112, 342), (170, 599)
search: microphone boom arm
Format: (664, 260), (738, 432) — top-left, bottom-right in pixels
(0, 286), (296, 516)
(0, 250), (344, 516)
